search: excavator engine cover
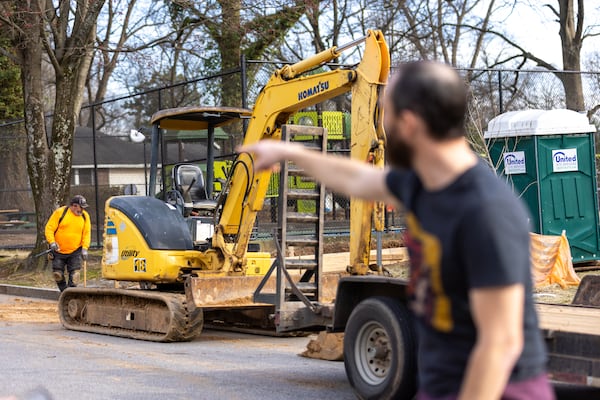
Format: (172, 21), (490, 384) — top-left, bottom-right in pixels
(101, 196), (206, 282)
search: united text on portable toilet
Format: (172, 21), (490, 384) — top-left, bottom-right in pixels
(484, 109), (599, 262)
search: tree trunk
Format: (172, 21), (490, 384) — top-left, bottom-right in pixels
(216, 0), (243, 144)
(558, 0), (585, 111)
(19, 40), (54, 271)
(218, 0), (242, 108)
(559, 66), (584, 111)
(8, 1), (104, 271)
(0, 126), (29, 211)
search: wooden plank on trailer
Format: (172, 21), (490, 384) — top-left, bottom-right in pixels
(261, 247), (408, 273)
(536, 303), (600, 336)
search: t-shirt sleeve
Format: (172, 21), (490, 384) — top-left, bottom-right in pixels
(460, 199), (531, 289)
(384, 168), (414, 207)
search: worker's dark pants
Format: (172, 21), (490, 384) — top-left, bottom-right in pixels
(51, 248), (82, 292)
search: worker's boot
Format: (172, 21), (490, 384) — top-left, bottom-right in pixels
(68, 270), (80, 288)
(53, 270), (67, 292)
(56, 279), (68, 292)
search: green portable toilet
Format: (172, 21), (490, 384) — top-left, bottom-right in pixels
(484, 109), (599, 262)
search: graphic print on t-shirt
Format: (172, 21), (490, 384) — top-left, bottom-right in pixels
(405, 213), (453, 332)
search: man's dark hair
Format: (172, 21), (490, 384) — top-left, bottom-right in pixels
(390, 61), (467, 140)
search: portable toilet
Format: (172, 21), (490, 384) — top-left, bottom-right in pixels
(484, 109), (599, 262)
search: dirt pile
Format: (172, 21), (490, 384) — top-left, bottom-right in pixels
(0, 298), (59, 323)
(301, 331), (344, 361)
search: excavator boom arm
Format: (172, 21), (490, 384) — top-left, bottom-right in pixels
(216, 30), (390, 273)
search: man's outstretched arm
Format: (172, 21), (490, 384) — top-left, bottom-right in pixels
(238, 140), (399, 207)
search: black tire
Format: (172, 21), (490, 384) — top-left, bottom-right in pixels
(344, 296), (417, 400)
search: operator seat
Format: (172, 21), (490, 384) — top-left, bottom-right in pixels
(173, 164), (218, 213)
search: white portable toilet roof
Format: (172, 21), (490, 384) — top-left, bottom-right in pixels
(484, 109), (596, 139)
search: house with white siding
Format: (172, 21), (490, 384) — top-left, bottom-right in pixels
(72, 127), (215, 195)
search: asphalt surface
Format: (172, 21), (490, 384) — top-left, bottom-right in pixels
(0, 295), (353, 400)
(1, 293), (600, 400)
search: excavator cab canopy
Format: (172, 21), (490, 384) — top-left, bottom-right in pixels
(148, 106), (253, 200)
(150, 106), (252, 131)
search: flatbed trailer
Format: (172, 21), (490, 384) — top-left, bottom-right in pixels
(319, 274), (600, 398)
(536, 275), (600, 387)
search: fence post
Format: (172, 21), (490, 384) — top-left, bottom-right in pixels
(91, 105), (101, 247)
(148, 124), (160, 198)
(143, 140), (148, 196)
(241, 54), (249, 134)
(498, 70), (503, 114)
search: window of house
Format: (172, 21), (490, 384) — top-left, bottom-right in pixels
(71, 169), (95, 186)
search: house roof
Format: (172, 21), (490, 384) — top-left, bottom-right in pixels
(73, 126), (217, 167)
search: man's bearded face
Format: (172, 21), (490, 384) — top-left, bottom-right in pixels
(70, 204), (83, 216)
(384, 113), (414, 169)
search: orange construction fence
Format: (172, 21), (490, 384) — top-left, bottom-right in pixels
(530, 232), (580, 289)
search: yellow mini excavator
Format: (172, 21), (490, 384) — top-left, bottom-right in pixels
(58, 30), (390, 342)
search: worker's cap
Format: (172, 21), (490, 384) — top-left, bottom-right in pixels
(70, 195), (89, 208)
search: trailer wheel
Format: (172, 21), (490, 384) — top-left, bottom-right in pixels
(344, 297), (417, 400)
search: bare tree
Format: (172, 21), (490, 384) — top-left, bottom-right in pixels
(554, 0), (586, 110)
(584, 52), (600, 126)
(0, 0), (106, 270)
(469, 1), (599, 112)
(0, 39), (28, 212)
(170, 0), (305, 108)
(387, 0), (505, 81)
(84, 0), (181, 128)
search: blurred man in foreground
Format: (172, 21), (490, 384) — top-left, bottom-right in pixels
(239, 61), (553, 399)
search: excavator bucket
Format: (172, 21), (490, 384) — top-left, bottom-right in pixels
(186, 272), (343, 307)
(572, 275), (600, 307)
(186, 272), (345, 333)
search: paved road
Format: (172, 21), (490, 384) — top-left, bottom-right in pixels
(0, 296), (353, 400)
(1, 294), (600, 400)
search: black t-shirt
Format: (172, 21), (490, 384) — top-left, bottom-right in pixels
(385, 158), (547, 397)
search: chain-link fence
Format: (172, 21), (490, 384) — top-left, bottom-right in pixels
(464, 68), (600, 151)
(1, 60), (599, 249)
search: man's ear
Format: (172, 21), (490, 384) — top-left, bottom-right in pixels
(401, 110), (428, 143)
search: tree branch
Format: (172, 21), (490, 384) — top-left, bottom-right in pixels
(0, 7), (27, 37)
(575, 0), (584, 43)
(587, 103), (600, 119)
(582, 31), (600, 40)
(458, 23), (558, 71)
(92, 34), (179, 54)
(40, 26), (62, 76)
(56, 0), (70, 57)
(0, 46), (20, 65)
(544, 3), (559, 19)
(242, 3), (305, 60)
(468, 0), (496, 70)
(43, 0), (60, 51)
(399, 1), (429, 59)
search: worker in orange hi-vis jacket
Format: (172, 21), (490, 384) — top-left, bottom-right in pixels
(44, 195), (91, 292)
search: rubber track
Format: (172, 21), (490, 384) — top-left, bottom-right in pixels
(58, 288), (204, 342)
